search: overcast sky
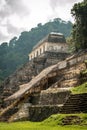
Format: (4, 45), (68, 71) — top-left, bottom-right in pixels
(0, 0), (83, 44)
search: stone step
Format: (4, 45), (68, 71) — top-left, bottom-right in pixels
(61, 109), (87, 113)
(62, 72), (80, 80)
(62, 102), (87, 106)
(0, 107), (18, 122)
(65, 99), (87, 103)
(60, 94), (87, 113)
(64, 99), (87, 104)
(59, 78), (79, 88)
(62, 105), (87, 108)
(61, 107), (87, 111)
(65, 94), (87, 99)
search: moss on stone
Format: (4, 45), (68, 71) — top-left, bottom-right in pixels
(71, 82), (87, 94)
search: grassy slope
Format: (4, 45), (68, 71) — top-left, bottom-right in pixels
(0, 114), (87, 130)
(71, 82), (87, 94)
(42, 113), (87, 125)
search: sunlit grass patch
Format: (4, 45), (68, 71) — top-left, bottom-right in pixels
(71, 82), (87, 94)
(0, 113), (87, 130)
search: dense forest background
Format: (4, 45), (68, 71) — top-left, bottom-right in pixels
(0, 18), (72, 83)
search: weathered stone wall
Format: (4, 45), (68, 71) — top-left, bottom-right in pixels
(29, 43), (68, 60)
(28, 105), (60, 121)
(10, 103), (30, 121)
(29, 42), (48, 60)
(29, 32), (68, 60)
(47, 42), (68, 53)
(39, 90), (71, 105)
(32, 52), (69, 71)
(10, 104), (61, 122)
(0, 61), (37, 108)
(9, 92), (87, 122)
(57, 62), (86, 88)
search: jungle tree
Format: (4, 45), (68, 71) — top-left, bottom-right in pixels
(71, 0), (87, 51)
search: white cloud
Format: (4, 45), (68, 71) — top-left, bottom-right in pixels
(49, 0), (81, 9)
(0, 0), (83, 44)
(0, 25), (9, 43)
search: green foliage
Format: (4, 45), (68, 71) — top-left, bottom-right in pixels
(81, 69), (87, 75)
(42, 113), (87, 126)
(71, 0), (87, 51)
(66, 36), (75, 53)
(0, 18), (72, 81)
(0, 114), (87, 130)
(0, 80), (2, 86)
(71, 82), (87, 94)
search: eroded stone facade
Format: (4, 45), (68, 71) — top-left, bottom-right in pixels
(29, 32), (68, 60)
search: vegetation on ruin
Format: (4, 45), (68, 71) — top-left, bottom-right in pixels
(0, 113), (87, 130)
(71, 82), (87, 94)
(42, 113), (87, 126)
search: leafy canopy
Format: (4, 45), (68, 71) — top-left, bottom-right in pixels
(71, 0), (87, 51)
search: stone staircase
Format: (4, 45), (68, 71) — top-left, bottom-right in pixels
(0, 106), (18, 122)
(8, 93), (87, 122)
(60, 93), (87, 113)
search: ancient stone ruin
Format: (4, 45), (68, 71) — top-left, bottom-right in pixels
(29, 32), (68, 60)
(0, 32), (87, 122)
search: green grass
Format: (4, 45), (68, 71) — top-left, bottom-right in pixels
(0, 114), (87, 130)
(42, 113), (87, 126)
(0, 122), (87, 130)
(81, 70), (87, 75)
(71, 82), (87, 94)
